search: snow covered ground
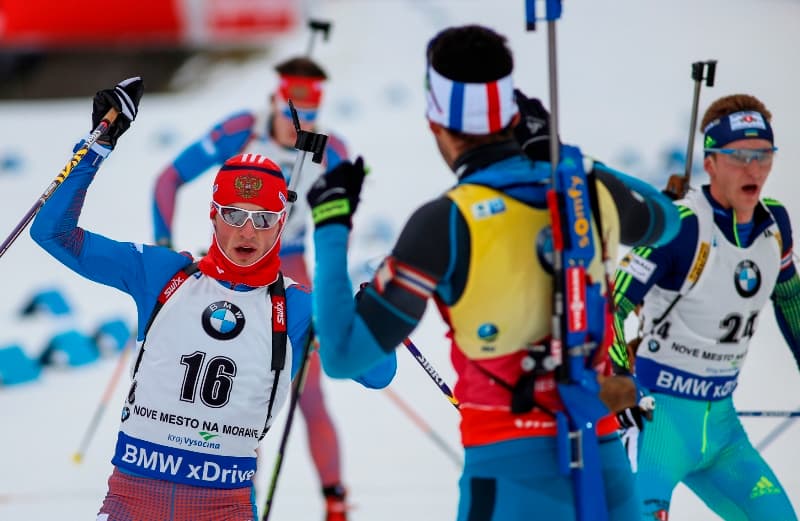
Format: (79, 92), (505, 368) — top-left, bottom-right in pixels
(1, 0), (799, 519)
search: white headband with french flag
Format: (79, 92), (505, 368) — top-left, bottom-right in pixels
(425, 65), (517, 134)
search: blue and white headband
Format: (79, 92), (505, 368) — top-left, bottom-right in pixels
(425, 65), (518, 135)
(703, 110), (774, 152)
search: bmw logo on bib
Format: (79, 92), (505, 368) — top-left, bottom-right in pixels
(734, 260), (761, 298)
(202, 301), (246, 340)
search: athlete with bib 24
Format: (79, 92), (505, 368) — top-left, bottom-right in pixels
(611, 94), (800, 520)
(30, 78), (396, 521)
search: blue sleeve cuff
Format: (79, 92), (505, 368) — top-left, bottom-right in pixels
(352, 350), (397, 389)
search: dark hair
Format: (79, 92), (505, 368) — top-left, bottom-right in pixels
(701, 94), (771, 130)
(428, 25), (515, 143)
(427, 25), (513, 83)
(274, 56), (328, 79)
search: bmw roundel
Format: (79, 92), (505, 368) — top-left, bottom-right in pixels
(734, 260), (761, 298)
(202, 301), (246, 340)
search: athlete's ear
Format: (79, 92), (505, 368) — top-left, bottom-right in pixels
(704, 154), (717, 180)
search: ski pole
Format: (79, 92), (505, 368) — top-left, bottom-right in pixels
(0, 107), (118, 260)
(663, 60), (716, 200)
(402, 338), (459, 409)
(72, 339), (132, 463)
(260, 111), (326, 521)
(306, 18), (332, 57)
(755, 408), (800, 452)
(258, 13), (330, 508)
(738, 410), (800, 418)
(285, 99), (328, 211)
(383, 386), (462, 468)
(283, 17), (330, 220)
(261, 331), (316, 521)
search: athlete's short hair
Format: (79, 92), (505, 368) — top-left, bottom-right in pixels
(701, 94), (772, 130)
(274, 57), (328, 80)
(426, 25), (516, 143)
(427, 25), (513, 83)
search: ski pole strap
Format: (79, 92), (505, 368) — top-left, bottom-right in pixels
(525, 0), (563, 30)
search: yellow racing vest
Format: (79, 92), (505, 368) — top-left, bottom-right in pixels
(446, 183), (618, 361)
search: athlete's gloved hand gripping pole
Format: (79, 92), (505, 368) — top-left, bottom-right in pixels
(261, 101), (327, 521)
(0, 77), (143, 261)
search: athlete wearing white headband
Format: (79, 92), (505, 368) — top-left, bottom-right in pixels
(425, 65), (518, 135)
(305, 24), (683, 521)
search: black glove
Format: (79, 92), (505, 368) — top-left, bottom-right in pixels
(307, 157), (366, 229)
(513, 88), (556, 163)
(616, 396), (656, 430)
(92, 76), (144, 148)
(616, 406), (646, 430)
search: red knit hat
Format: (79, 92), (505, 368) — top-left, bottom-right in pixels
(212, 154), (288, 212)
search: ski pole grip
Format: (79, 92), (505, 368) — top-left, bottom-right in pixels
(295, 131), (328, 164)
(705, 60), (717, 87)
(308, 19), (332, 40)
(691, 61), (705, 82)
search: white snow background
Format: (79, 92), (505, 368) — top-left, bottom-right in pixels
(0, 0), (799, 519)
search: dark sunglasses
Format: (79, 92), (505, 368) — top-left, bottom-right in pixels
(213, 202), (284, 229)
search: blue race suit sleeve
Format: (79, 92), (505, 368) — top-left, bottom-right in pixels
(767, 199), (800, 370)
(312, 224), (399, 379)
(31, 140), (194, 340)
(287, 273), (396, 386)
